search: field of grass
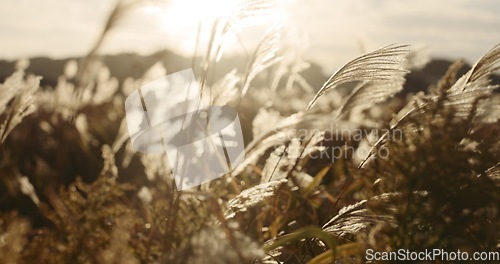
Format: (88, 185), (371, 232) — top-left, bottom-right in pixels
(0, 0), (498, 263)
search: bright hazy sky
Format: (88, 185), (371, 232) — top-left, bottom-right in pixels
(0, 0), (499, 72)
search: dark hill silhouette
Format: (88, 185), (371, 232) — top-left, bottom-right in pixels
(402, 58), (497, 95)
(0, 51), (498, 94)
(0, 49), (328, 92)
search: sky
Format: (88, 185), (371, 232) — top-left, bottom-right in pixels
(0, 0), (499, 72)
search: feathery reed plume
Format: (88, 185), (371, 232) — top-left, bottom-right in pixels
(485, 163), (500, 180)
(209, 69), (241, 106)
(216, 0), (275, 61)
(0, 70), (40, 143)
(322, 199), (392, 236)
(450, 43), (500, 92)
(74, 0), (158, 113)
(225, 179), (287, 219)
(241, 24), (282, 95)
(307, 44), (409, 110)
(270, 32), (313, 92)
(199, 0), (275, 94)
(336, 81), (404, 118)
(358, 44), (500, 168)
(232, 112), (304, 175)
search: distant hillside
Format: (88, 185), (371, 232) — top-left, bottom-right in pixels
(0, 51), (498, 95)
(0, 50), (192, 87)
(403, 59), (499, 94)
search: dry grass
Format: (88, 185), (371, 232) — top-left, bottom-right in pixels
(0, 0), (498, 263)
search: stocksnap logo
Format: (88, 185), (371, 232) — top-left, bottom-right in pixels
(125, 69), (245, 190)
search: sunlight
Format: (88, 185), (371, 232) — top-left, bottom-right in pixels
(172, 0), (242, 21)
(131, 0), (292, 61)
(138, 0), (245, 55)
(139, 0), (282, 58)
(160, 0), (242, 29)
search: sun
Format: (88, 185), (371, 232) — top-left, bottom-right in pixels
(144, 0), (243, 40)
(138, 0), (283, 58)
(142, 0), (243, 33)
(167, 0), (242, 24)
(140, 0), (247, 54)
